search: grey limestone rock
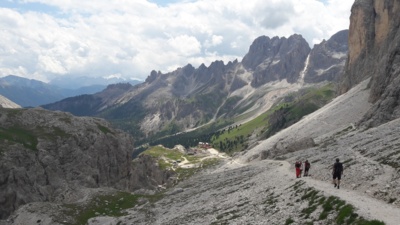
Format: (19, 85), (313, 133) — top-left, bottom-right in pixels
(0, 107), (152, 219)
(339, 0), (400, 127)
(242, 34), (311, 87)
(304, 30), (349, 83)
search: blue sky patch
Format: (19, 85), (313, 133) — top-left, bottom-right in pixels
(0, 1), (61, 16)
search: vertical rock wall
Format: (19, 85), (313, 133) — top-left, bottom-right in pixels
(339, 0), (400, 126)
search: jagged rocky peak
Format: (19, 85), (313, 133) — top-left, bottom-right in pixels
(175, 64), (196, 78)
(227, 58), (239, 68)
(304, 29), (349, 83)
(339, 0), (400, 127)
(209, 60), (225, 68)
(198, 63), (207, 71)
(242, 34), (311, 87)
(242, 34), (309, 71)
(241, 35), (279, 70)
(326, 29), (349, 52)
(105, 82), (132, 90)
(145, 70), (162, 83)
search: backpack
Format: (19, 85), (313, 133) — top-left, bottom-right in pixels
(334, 162), (343, 173)
(305, 162), (310, 169)
(295, 161), (301, 168)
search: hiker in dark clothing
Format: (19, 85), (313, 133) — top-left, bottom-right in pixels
(304, 160), (311, 176)
(332, 158), (343, 189)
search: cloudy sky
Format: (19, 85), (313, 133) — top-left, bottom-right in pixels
(0, 0), (354, 82)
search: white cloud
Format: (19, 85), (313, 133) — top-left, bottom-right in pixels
(167, 34), (201, 56)
(0, 0), (353, 82)
(204, 35), (223, 48)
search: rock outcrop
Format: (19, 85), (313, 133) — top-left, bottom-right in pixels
(242, 34), (311, 86)
(304, 30), (349, 83)
(0, 108), (138, 219)
(339, 0), (400, 127)
(131, 154), (175, 190)
(0, 108), (177, 221)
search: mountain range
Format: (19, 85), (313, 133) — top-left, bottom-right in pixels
(42, 30), (349, 142)
(0, 75), (142, 107)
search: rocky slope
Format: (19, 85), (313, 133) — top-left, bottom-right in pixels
(304, 30), (349, 83)
(77, 61), (398, 225)
(43, 30), (349, 141)
(0, 108), (174, 220)
(0, 95), (20, 108)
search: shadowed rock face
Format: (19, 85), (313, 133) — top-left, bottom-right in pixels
(242, 34), (311, 87)
(339, 0), (400, 127)
(0, 108), (173, 219)
(304, 30), (349, 83)
(0, 108), (134, 218)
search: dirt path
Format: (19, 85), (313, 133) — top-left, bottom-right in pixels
(275, 160), (400, 225)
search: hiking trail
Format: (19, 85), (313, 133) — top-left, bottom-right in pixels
(273, 160), (400, 225)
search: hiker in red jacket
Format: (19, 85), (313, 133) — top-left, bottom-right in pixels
(295, 161), (302, 178)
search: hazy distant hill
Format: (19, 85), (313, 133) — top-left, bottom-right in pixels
(0, 75), (142, 107)
(0, 75), (66, 107)
(49, 75), (142, 90)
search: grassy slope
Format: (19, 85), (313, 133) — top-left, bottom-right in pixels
(210, 83), (336, 154)
(146, 84), (336, 155)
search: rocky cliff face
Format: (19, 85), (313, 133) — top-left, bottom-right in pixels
(242, 34), (311, 86)
(0, 108), (173, 219)
(340, 0), (400, 127)
(304, 30), (349, 83)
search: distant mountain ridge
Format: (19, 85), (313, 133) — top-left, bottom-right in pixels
(0, 75), (66, 107)
(0, 75), (142, 107)
(49, 75), (142, 90)
(43, 30), (349, 141)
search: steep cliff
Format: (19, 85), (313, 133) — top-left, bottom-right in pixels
(340, 0), (400, 127)
(0, 108), (173, 219)
(304, 30), (349, 83)
(242, 34), (311, 86)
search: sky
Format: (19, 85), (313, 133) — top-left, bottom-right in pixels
(0, 0), (354, 83)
